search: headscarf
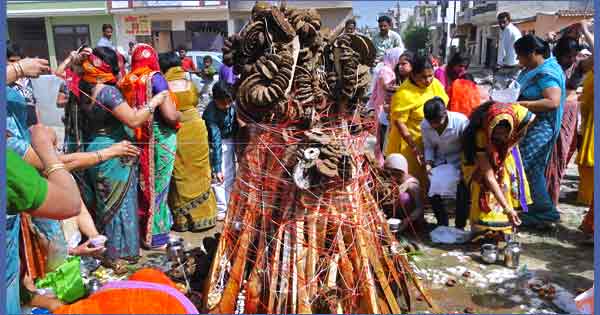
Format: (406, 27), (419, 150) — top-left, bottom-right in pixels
(81, 53), (117, 85)
(164, 66), (188, 110)
(448, 78), (480, 117)
(381, 47), (404, 75)
(164, 66), (186, 82)
(130, 43), (160, 72)
(477, 102), (519, 214)
(485, 102), (517, 168)
(118, 43), (160, 113)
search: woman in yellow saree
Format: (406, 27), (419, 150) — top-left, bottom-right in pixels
(577, 70), (594, 205)
(159, 52), (217, 232)
(386, 55), (448, 191)
(462, 102), (535, 239)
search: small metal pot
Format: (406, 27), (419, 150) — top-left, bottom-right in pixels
(167, 238), (185, 262)
(503, 241), (521, 269)
(87, 279), (101, 294)
(387, 218), (401, 235)
(480, 244), (498, 264)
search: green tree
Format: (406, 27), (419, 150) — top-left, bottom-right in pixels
(402, 21), (430, 55)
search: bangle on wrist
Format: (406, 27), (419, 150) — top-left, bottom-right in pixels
(146, 102), (155, 114)
(9, 64), (15, 77)
(96, 150), (104, 163)
(43, 163), (66, 177)
(10, 63), (22, 79)
(15, 61), (25, 78)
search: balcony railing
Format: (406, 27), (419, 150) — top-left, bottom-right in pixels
(472, 2), (497, 16)
(457, 7), (472, 24)
(108, 0), (226, 11)
(229, 0), (352, 12)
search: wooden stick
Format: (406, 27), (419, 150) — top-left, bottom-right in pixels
(349, 184), (379, 314)
(336, 226), (357, 312)
(365, 229), (402, 313)
(296, 199), (311, 314)
(277, 229), (291, 314)
(291, 223), (298, 315)
(267, 223), (285, 313)
(305, 199), (319, 299)
(209, 210), (256, 314)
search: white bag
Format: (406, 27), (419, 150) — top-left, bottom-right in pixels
(428, 164), (460, 198)
(430, 226), (470, 244)
(490, 80), (521, 104)
(30, 75), (64, 127)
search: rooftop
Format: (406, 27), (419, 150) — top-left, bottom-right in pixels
(554, 9), (594, 17)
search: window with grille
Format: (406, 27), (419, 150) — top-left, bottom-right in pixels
(7, 18), (50, 60)
(53, 25), (90, 63)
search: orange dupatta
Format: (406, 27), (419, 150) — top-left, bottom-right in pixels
(448, 78), (480, 118)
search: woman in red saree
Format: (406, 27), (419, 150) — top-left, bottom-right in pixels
(118, 44), (181, 249)
(545, 36), (586, 206)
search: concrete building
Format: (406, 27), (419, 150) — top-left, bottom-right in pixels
(108, 0), (229, 53)
(7, 0), (357, 63)
(413, 0), (462, 62)
(229, 0), (353, 33)
(454, 0), (591, 67)
(7, 1), (115, 68)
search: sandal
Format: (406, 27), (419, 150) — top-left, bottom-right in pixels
(123, 256), (141, 264)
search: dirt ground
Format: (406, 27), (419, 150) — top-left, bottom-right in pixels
(136, 159), (592, 314)
(51, 96), (592, 313)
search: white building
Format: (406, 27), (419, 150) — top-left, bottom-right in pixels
(413, 0), (462, 62)
(109, 0), (229, 53)
(108, 0), (353, 53)
(229, 0), (353, 33)
(455, 0), (590, 67)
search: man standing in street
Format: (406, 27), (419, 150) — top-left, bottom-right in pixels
(97, 24), (115, 49)
(178, 45), (197, 73)
(496, 12), (522, 85)
(372, 16), (404, 63)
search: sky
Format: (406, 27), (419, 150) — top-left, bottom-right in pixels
(352, 1), (417, 28)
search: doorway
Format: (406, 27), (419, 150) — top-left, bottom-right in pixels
(485, 37), (497, 68)
(151, 20), (172, 53)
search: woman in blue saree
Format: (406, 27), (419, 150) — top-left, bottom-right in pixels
(6, 87), (71, 296)
(5, 88), (79, 313)
(78, 47), (166, 268)
(513, 35), (566, 228)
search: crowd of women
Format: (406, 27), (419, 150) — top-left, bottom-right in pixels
(5, 39), (240, 313)
(4, 16), (595, 314)
(370, 20), (595, 241)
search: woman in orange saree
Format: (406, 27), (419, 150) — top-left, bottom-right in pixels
(119, 44), (181, 249)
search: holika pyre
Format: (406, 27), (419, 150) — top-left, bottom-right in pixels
(203, 2), (436, 313)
